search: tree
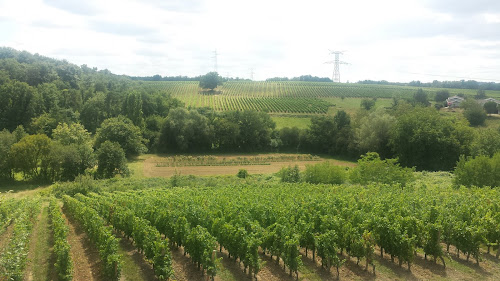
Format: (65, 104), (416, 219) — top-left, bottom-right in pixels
(0, 80), (37, 131)
(434, 90), (450, 102)
(305, 110), (352, 156)
(122, 92), (144, 128)
(475, 89), (486, 99)
(29, 113), (58, 137)
(212, 117), (240, 151)
(9, 134), (51, 179)
(413, 89), (430, 106)
(52, 123), (95, 177)
(390, 107), (474, 171)
(483, 101), (498, 114)
(80, 93), (108, 133)
(53, 123), (91, 146)
(224, 110), (276, 152)
(472, 129), (500, 157)
(461, 99), (486, 126)
(279, 127), (301, 152)
(143, 115), (164, 152)
(199, 72), (222, 91)
(158, 108), (213, 152)
(355, 109), (395, 158)
(96, 141), (129, 179)
(0, 129), (15, 179)
(95, 116), (147, 157)
(360, 99), (376, 110)
(44, 142), (85, 182)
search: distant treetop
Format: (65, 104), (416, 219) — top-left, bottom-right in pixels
(266, 75), (332, 82)
(358, 79), (500, 91)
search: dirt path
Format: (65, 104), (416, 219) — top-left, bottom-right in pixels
(170, 246), (210, 281)
(216, 249), (253, 281)
(24, 202), (57, 281)
(116, 232), (157, 281)
(63, 210), (104, 281)
(256, 253), (298, 281)
(214, 247), (302, 281)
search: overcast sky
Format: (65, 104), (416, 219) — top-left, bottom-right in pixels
(1, 0), (499, 82)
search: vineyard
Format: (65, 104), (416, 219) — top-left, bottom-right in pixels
(137, 81), (500, 114)
(0, 197), (41, 280)
(155, 154), (321, 167)
(2, 174), (499, 280)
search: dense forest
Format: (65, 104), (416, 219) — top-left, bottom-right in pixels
(1, 47), (499, 184)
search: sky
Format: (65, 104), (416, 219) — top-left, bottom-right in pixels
(1, 0), (500, 82)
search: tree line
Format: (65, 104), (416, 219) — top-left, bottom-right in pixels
(1, 47), (500, 183)
(266, 75), (333, 82)
(358, 79), (500, 91)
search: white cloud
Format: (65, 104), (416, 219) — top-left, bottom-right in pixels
(0, 0), (499, 82)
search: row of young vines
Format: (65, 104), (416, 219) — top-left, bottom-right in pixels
(66, 181), (500, 280)
(0, 198), (40, 280)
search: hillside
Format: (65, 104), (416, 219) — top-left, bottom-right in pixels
(1, 173), (500, 281)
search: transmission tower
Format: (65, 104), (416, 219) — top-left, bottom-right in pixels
(250, 68), (254, 80)
(212, 49), (219, 73)
(325, 50), (349, 82)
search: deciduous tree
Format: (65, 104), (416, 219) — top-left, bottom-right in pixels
(96, 141), (129, 179)
(95, 116), (147, 157)
(199, 72), (222, 91)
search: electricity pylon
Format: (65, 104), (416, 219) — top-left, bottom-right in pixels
(325, 50), (349, 82)
(212, 49), (219, 72)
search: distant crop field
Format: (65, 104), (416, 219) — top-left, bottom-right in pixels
(272, 116), (312, 129)
(138, 81), (500, 114)
(142, 153), (355, 177)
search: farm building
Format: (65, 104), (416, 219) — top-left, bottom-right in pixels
(446, 95), (465, 108)
(478, 98), (500, 106)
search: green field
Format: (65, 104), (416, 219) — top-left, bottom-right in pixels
(137, 81), (500, 114)
(272, 116), (312, 129)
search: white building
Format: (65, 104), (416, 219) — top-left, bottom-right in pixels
(446, 96), (465, 108)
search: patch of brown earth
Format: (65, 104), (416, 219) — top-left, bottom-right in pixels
(116, 232), (157, 281)
(170, 246), (211, 281)
(143, 154), (355, 178)
(62, 210), (104, 281)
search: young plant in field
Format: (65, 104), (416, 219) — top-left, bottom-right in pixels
(48, 199), (73, 281)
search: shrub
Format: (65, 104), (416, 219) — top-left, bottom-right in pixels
(461, 99), (486, 126)
(350, 152), (415, 187)
(278, 165), (300, 183)
(236, 169), (249, 178)
(51, 174), (99, 197)
(484, 101), (498, 114)
(170, 171), (182, 187)
(454, 153), (500, 187)
(360, 99), (376, 110)
(302, 161), (346, 184)
(434, 90), (450, 102)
